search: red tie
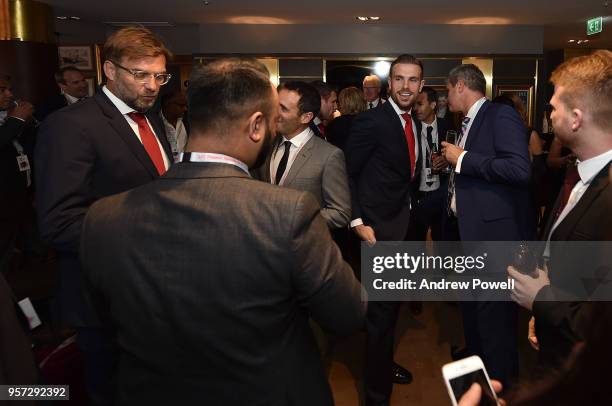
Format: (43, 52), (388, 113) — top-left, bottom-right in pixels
(401, 112), (416, 178)
(317, 123), (326, 139)
(555, 164), (580, 220)
(128, 112), (166, 175)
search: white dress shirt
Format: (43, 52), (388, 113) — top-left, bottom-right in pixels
(64, 93), (81, 105)
(450, 97), (487, 215)
(350, 97), (419, 228)
(368, 98), (381, 109)
(418, 119), (441, 192)
(270, 126), (314, 185)
(544, 148), (612, 258)
(160, 110), (188, 162)
(102, 86), (170, 170)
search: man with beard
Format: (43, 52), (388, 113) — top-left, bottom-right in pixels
(35, 27), (173, 405)
(345, 54), (424, 406)
(79, 57), (366, 405)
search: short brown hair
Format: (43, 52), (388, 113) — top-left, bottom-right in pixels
(550, 50), (612, 130)
(338, 86), (366, 115)
(55, 66), (83, 84)
(389, 54), (423, 78)
(104, 26), (172, 64)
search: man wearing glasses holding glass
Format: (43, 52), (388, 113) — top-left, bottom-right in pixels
(35, 27), (173, 406)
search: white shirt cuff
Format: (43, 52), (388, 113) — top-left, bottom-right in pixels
(455, 151), (468, 173)
(350, 218), (364, 228)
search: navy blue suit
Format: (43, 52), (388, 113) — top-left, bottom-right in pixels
(446, 100), (535, 389)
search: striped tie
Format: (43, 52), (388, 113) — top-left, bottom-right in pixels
(446, 116), (471, 216)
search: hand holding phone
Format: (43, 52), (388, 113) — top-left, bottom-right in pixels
(442, 356), (500, 406)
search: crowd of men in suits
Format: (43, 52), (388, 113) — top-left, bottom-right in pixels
(1, 25), (611, 406)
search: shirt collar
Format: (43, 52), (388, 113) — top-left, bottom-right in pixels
(282, 126), (313, 148)
(465, 97), (487, 121)
(423, 118), (437, 132)
(387, 96), (412, 118)
(64, 93), (80, 105)
(369, 98), (380, 107)
(577, 149), (612, 184)
(103, 85), (137, 115)
(313, 116), (322, 126)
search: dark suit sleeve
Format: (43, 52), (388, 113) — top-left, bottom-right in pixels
(460, 106), (531, 187)
(345, 113), (378, 222)
(0, 117), (26, 148)
(290, 192), (366, 335)
(533, 287), (590, 346)
(35, 112), (95, 254)
(320, 148), (351, 228)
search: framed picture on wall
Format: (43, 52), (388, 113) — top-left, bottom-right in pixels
(85, 78), (95, 97)
(495, 85), (534, 126)
(94, 44), (104, 86)
(58, 45), (93, 70)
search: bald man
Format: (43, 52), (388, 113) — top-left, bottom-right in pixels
(363, 75), (383, 109)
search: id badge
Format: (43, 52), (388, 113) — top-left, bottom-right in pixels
(18, 297), (42, 330)
(424, 167), (434, 182)
(16, 154), (31, 172)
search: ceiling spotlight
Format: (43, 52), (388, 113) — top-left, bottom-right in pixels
(568, 39), (575, 42)
(203, 0), (210, 4)
(374, 61), (391, 76)
(356, 16), (381, 22)
(56, 16), (68, 20)
(584, 39), (589, 42)
(69, 16), (80, 20)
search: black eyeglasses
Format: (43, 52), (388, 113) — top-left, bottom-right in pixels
(111, 61), (171, 85)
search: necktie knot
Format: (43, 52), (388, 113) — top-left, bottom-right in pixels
(369, 102), (374, 109)
(401, 112), (411, 122)
(128, 112), (146, 125)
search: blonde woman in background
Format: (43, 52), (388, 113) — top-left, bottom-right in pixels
(326, 86), (367, 151)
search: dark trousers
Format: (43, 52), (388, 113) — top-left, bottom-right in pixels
(406, 188), (445, 241)
(75, 328), (116, 406)
(365, 301), (402, 406)
(443, 216), (519, 389)
(460, 301), (519, 389)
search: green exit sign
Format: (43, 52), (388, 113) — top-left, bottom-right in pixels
(587, 17), (603, 35)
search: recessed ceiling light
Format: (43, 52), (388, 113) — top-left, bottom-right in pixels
(584, 39), (589, 42)
(56, 16), (68, 20)
(356, 16), (381, 22)
(69, 16), (80, 20)
(568, 39), (575, 42)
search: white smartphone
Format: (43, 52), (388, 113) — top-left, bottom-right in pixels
(442, 355), (498, 406)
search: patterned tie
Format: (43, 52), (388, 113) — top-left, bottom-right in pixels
(401, 112), (416, 178)
(446, 116), (472, 216)
(426, 126), (434, 186)
(128, 112), (166, 175)
(275, 140), (292, 185)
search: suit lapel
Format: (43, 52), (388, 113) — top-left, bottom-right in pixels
(383, 101), (412, 177)
(283, 136), (315, 186)
(552, 163), (611, 241)
(94, 92), (161, 178)
(261, 136), (282, 183)
(464, 100), (489, 151)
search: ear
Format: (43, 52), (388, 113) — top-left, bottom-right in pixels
(419, 80), (425, 93)
(247, 111), (265, 143)
(456, 80), (465, 93)
(571, 108), (583, 132)
(300, 111), (314, 125)
(103, 60), (116, 82)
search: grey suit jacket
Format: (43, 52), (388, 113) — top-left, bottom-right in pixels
(257, 133), (351, 229)
(80, 161), (366, 405)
